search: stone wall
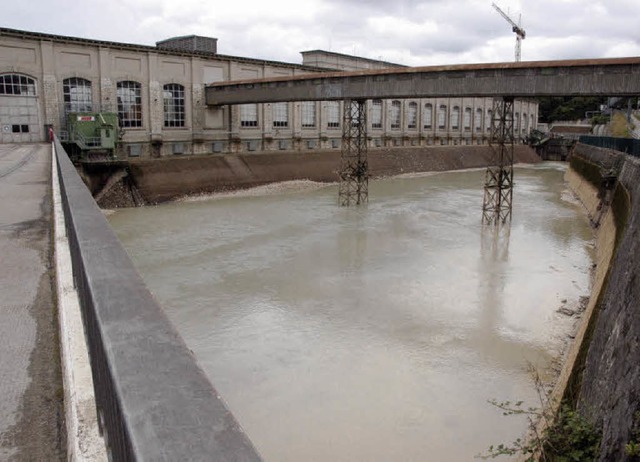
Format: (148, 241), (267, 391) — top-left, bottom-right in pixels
(566, 144), (639, 461)
(126, 144), (540, 203)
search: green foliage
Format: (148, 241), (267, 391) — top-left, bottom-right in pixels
(478, 402), (600, 461)
(625, 411), (640, 460)
(590, 114), (610, 126)
(477, 368), (600, 461)
(537, 97), (607, 123)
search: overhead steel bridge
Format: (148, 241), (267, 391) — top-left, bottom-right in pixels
(205, 56), (640, 105)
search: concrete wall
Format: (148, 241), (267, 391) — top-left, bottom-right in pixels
(126, 145), (541, 203)
(566, 144), (639, 461)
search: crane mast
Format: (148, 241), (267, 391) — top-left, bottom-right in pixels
(492, 2), (526, 62)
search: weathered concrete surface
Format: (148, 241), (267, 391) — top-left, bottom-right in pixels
(206, 56), (640, 105)
(51, 144), (107, 461)
(128, 145), (540, 204)
(0, 143), (65, 460)
(568, 144), (640, 461)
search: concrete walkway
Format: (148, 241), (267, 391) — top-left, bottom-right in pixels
(0, 143), (65, 460)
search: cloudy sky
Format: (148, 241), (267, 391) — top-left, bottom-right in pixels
(4, 0), (640, 66)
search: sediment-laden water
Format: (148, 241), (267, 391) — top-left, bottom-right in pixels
(109, 163), (593, 461)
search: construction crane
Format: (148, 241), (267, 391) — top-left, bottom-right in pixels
(492, 2), (526, 62)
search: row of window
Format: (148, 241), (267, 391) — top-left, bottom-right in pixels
(1, 73), (535, 133)
(240, 100), (534, 132)
(62, 77), (184, 128)
(0, 74), (183, 129)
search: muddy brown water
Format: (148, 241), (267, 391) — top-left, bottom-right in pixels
(109, 162), (593, 461)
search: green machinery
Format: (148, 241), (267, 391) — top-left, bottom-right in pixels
(62, 112), (119, 161)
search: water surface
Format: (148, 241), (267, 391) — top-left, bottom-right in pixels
(109, 163), (593, 461)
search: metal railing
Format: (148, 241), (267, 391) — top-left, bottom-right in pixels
(53, 137), (262, 461)
(579, 135), (640, 158)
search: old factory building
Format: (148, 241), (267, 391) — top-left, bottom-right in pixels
(0, 27), (538, 157)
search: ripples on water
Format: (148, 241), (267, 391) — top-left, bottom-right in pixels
(109, 163), (593, 461)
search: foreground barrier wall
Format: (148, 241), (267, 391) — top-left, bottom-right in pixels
(566, 143), (638, 461)
(53, 137), (262, 461)
(128, 145), (540, 203)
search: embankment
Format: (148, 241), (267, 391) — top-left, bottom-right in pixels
(123, 145), (540, 204)
(562, 143), (638, 461)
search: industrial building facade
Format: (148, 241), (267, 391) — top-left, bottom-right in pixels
(0, 27), (538, 157)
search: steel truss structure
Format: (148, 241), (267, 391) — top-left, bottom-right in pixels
(339, 99), (369, 206)
(482, 96), (515, 225)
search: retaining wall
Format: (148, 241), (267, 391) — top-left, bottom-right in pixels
(126, 145), (540, 203)
(565, 143), (639, 461)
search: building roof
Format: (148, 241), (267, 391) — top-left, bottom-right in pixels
(0, 27), (327, 72)
(300, 49), (407, 68)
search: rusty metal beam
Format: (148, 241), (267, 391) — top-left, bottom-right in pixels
(339, 99), (368, 206)
(482, 97), (515, 225)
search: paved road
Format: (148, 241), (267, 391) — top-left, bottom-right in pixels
(0, 144), (65, 460)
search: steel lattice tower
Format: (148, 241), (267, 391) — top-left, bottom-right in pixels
(482, 97), (515, 225)
(338, 99), (369, 206)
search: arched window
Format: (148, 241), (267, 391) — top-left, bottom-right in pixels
(475, 108), (483, 131)
(327, 101), (340, 129)
(523, 113), (528, 133)
(117, 81), (142, 128)
(463, 107), (472, 131)
(163, 83), (185, 127)
(530, 114), (535, 132)
(486, 109), (493, 132)
(0, 74), (36, 96)
(515, 112), (520, 133)
(301, 101), (316, 128)
(390, 100), (401, 129)
(273, 102), (288, 128)
(451, 106), (460, 130)
(424, 103), (433, 129)
(407, 102), (417, 129)
(371, 100), (383, 129)
(63, 77), (92, 113)
(240, 104), (258, 127)
(438, 105), (447, 129)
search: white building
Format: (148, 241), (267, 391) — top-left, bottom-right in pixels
(0, 28), (538, 157)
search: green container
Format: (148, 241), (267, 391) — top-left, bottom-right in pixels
(66, 112), (119, 155)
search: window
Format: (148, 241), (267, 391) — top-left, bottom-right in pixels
(515, 112), (520, 133)
(438, 105), (447, 129)
(407, 102), (417, 129)
(424, 103), (433, 129)
(530, 114), (535, 132)
(523, 113), (528, 132)
(0, 74), (36, 96)
(486, 109), (493, 132)
(117, 81), (142, 128)
(475, 108), (483, 131)
(301, 102), (316, 128)
(451, 106), (460, 130)
(273, 102), (288, 128)
(327, 101), (340, 129)
(240, 104), (258, 127)
(371, 100), (382, 129)
(63, 77), (92, 113)
(464, 107), (472, 131)
(11, 124), (29, 133)
(390, 100), (401, 129)
(163, 84), (185, 127)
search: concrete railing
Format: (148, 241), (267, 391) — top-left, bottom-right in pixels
(53, 137), (262, 461)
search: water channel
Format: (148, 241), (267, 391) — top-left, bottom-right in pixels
(109, 162), (594, 461)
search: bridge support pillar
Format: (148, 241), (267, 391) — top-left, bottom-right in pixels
(339, 99), (368, 206)
(482, 96), (515, 224)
